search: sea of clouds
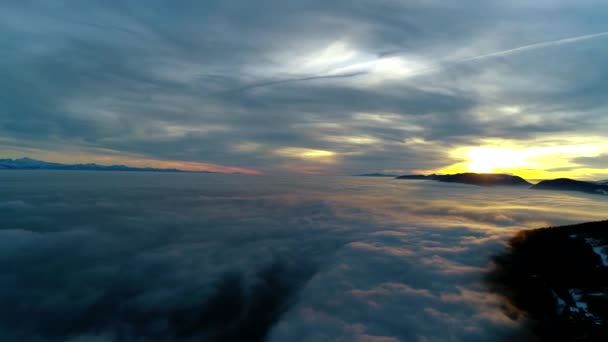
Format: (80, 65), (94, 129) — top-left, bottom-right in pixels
(0, 171), (607, 342)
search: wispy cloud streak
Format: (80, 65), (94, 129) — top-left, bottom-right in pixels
(353, 31), (603, 86)
(235, 31), (608, 92)
(226, 71), (367, 93)
(457, 31), (608, 63)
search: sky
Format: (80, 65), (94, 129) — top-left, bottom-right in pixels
(1, 0), (608, 178)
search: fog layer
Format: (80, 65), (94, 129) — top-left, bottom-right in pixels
(1, 172), (606, 341)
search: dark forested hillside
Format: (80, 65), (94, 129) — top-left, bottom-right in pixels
(488, 220), (608, 340)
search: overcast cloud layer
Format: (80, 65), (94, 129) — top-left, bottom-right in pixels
(1, 1), (608, 175)
(1, 172), (608, 341)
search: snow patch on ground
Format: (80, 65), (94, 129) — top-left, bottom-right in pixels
(569, 289), (589, 313)
(584, 237), (608, 267)
(568, 289), (601, 323)
(592, 246), (608, 266)
(551, 289), (567, 314)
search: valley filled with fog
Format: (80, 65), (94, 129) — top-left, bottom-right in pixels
(1, 172), (607, 341)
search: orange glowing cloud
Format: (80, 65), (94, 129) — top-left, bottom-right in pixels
(122, 158), (262, 174)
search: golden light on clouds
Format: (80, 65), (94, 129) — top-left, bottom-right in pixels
(274, 147), (336, 163)
(438, 138), (608, 179)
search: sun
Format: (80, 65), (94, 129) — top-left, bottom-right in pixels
(467, 161), (494, 173)
(466, 147), (530, 173)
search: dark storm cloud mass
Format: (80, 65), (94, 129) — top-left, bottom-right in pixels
(1, 172), (608, 341)
(1, 1), (608, 173)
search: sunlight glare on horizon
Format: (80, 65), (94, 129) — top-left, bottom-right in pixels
(466, 147), (533, 173)
(437, 139), (608, 179)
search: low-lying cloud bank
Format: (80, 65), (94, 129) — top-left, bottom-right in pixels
(0, 172), (607, 341)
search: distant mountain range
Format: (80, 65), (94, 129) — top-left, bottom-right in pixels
(395, 172), (608, 196)
(0, 157), (213, 173)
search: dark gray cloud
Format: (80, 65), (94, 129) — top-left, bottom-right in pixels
(1, 1), (607, 173)
(573, 154), (608, 169)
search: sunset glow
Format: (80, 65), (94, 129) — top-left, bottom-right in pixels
(275, 147), (337, 163)
(436, 139), (608, 179)
(466, 148), (532, 173)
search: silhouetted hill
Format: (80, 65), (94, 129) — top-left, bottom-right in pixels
(0, 158), (213, 173)
(487, 220), (608, 340)
(395, 174), (433, 180)
(356, 173), (399, 177)
(532, 178), (608, 196)
(396, 173), (530, 186)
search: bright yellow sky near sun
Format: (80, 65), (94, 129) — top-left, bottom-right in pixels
(435, 137), (608, 180)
